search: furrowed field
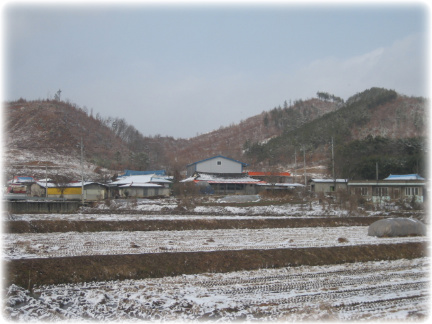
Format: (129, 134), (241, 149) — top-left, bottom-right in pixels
(3, 198), (429, 321)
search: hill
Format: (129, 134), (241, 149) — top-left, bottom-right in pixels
(165, 97), (340, 171)
(244, 88), (428, 178)
(3, 87), (428, 182)
(3, 99), (169, 181)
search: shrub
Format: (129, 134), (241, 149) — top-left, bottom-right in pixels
(337, 237), (348, 243)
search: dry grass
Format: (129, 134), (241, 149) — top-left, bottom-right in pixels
(5, 216), (387, 234)
(5, 242), (427, 288)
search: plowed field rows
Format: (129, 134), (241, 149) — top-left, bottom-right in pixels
(6, 257), (428, 321)
(4, 226), (427, 259)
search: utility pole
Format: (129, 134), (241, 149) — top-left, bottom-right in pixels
(81, 137), (84, 204)
(303, 145), (306, 186)
(331, 137), (335, 181)
(376, 162), (379, 181)
(294, 147), (297, 183)
(45, 165), (48, 198)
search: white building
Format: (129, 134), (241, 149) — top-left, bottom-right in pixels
(186, 155), (248, 177)
(108, 174), (172, 198)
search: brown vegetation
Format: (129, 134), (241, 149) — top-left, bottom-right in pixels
(4, 217), (388, 234)
(5, 242), (426, 288)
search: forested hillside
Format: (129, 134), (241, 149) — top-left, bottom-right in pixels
(3, 87), (428, 181)
(244, 88), (427, 179)
(4, 99), (181, 180)
(166, 98), (340, 169)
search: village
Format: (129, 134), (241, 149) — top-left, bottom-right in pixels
(4, 154), (427, 209)
(4, 155), (429, 321)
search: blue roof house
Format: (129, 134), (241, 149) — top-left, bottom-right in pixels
(384, 174), (425, 181)
(120, 169), (166, 177)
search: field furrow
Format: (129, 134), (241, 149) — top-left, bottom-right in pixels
(3, 226), (427, 259)
(5, 257), (428, 321)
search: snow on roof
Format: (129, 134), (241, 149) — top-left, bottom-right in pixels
(111, 175), (154, 185)
(248, 172), (291, 176)
(310, 179), (348, 183)
(10, 176), (35, 183)
(119, 183), (163, 188)
(193, 173), (263, 184)
(36, 181), (102, 188)
(111, 174), (172, 186)
(180, 176), (196, 183)
(384, 174), (425, 181)
(257, 183), (304, 187)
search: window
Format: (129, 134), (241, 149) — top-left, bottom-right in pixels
(355, 187), (368, 196)
(405, 187), (419, 196)
(373, 187), (388, 196)
(217, 161), (222, 165)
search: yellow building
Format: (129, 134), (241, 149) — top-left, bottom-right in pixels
(44, 182), (107, 201)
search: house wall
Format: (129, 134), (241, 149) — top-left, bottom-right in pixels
(30, 184), (46, 197)
(209, 183), (257, 195)
(85, 189), (105, 201)
(120, 187), (170, 198)
(311, 182), (347, 193)
(195, 157), (243, 174)
(47, 187), (82, 200)
(46, 185), (107, 201)
(348, 183), (425, 203)
(84, 184), (107, 201)
(186, 164), (197, 178)
(312, 182), (330, 193)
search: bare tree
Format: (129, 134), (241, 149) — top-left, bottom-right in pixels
(51, 174), (74, 198)
(54, 89), (62, 101)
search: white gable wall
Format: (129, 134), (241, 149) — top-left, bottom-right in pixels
(196, 157), (243, 174)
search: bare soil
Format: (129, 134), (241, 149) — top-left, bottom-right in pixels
(5, 242), (426, 289)
(4, 216), (386, 233)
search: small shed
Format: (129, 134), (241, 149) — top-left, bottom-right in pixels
(310, 179), (348, 194)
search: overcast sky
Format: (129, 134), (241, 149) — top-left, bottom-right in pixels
(2, 1), (430, 139)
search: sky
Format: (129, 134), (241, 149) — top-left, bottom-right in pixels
(1, 0), (430, 139)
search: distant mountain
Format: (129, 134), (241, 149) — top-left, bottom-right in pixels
(3, 87), (428, 182)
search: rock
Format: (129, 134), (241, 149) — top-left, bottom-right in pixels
(368, 218), (426, 237)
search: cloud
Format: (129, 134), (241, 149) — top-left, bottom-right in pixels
(286, 33), (427, 100)
(120, 32), (427, 138)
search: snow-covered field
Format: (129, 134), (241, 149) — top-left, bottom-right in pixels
(3, 226), (428, 260)
(3, 198), (429, 321)
(5, 257), (428, 321)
